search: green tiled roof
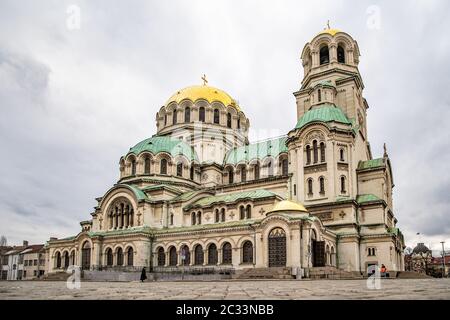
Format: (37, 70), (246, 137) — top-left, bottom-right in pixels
(356, 194), (382, 204)
(224, 136), (288, 165)
(172, 190), (202, 202)
(295, 104), (351, 130)
(315, 80), (336, 88)
(141, 184), (182, 195)
(89, 226), (153, 237)
(126, 184), (149, 201)
(186, 189), (279, 210)
(156, 219), (261, 234)
(126, 136), (199, 161)
(357, 158), (384, 170)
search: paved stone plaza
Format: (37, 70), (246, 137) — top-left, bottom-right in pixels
(1, 279), (449, 299)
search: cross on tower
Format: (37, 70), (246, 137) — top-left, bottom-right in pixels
(201, 74), (208, 86)
(327, 20), (331, 29)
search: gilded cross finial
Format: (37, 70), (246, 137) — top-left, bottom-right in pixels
(201, 74), (208, 86)
(383, 143), (388, 158)
(327, 20), (331, 29)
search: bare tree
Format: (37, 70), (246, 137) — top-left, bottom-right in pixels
(0, 236), (6, 247)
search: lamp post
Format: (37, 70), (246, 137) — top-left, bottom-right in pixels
(441, 241), (445, 278)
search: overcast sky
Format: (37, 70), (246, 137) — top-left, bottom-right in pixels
(1, 0), (449, 252)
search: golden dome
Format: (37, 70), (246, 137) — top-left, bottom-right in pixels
(268, 199), (308, 214)
(166, 85), (241, 112)
(318, 28), (341, 36)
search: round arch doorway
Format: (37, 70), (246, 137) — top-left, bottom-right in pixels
(81, 241), (91, 270)
(268, 227), (286, 267)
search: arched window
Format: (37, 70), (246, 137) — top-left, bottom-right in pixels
(194, 245), (204, 265)
(313, 140), (318, 163)
(319, 176), (325, 194)
(240, 166), (246, 182)
(164, 114), (167, 126)
(64, 252), (69, 268)
(144, 156), (151, 174)
(213, 109), (220, 124)
(221, 208), (225, 222)
(81, 241), (91, 270)
(239, 205), (245, 220)
(337, 45), (345, 63)
(267, 161), (273, 177)
(172, 109), (177, 125)
(306, 145), (311, 164)
(181, 245), (190, 265)
(160, 159), (167, 175)
(184, 107), (191, 123)
(176, 163), (183, 177)
(170, 213), (174, 225)
(197, 211), (202, 225)
(215, 209), (220, 223)
(227, 112), (232, 128)
(199, 107), (205, 122)
(131, 159), (136, 175)
(254, 164), (260, 180)
(340, 176), (346, 193)
(70, 251), (75, 265)
(222, 242), (232, 264)
(246, 205), (252, 219)
(237, 118), (241, 129)
(282, 158), (288, 176)
(339, 149), (345, 161)
(208, 244), (218, 265)
(190, 166), (194, 180)
(320, 142), (326, 162)
(169, 246), (177, 266)
(318, 89), (322, 102)
(116, 248), (123, 266)
(56, 252), (61, 268)
(228, 167), (234, 184)
(320, 45), (329, 65)
(157, 247), (165, 266)
(127, 247), (133, 266)
(242, 241), (253, 264)
(191, 212), (196, 225)
(308, 178), (313, 195)
(106, 248), (113, 266)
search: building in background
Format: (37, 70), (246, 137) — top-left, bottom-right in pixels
(405, 243), (432, 275)
(21, 244), (46, 279)
(0, 241), (46, 280)
(0, 246), (12, 280)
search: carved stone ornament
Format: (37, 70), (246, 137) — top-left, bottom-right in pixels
(304, 130), (325, 144)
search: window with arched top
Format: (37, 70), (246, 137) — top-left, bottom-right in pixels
(320, 45), (329, 65)
(215, 209), (220, 223)
(197, 211), (202, 225)
(320, 142), (326, 162)
(319, 176), (325, 194)
(127, 247), (133, 266)
(164, 114), (167, 126)
(176, 163), (183, 177)
(267, 161), (273, 177)
(282, 158), (288, 176)
(199, 107), (205, 122)
(172, 109), (177, 125)
(157, 247), (165, 266)
(160, 159), (167, 175)
(339, 149), (345, 161)
(318, 89), (322, 102)
(191, 212), (196, 225)
(208, 244), (218, 265)
(254, 164), (260, 180)
(184, 107), (191, 123)
(221, 208), (225, 222)
(240, 166), (246, 182)
(228, 167), (234, 184)
(308, 178), (313, 195)
(337, 45), (345, 63)
(169, 247), (177, 266)
(227, 113), (232, 128)
(144, 156), (151, 174)
(106, 248), (113, 266)
(222, 242), (232, 264)
(213, 109), (220, 124)
(340, 176), (346, 193)
(56, 252), (61, 268)
(116, 248), (123, 266)
(246, 205), (252, 219)
(242, 241), (253, 264)
(239, 205), (245, 220)
(306, 145), (311, 164)
(131, 159), (136, 175)
(237, 118), (241, 129)
(170, 213), (174, 225)
(181, 245), (190, 265)
(194, 245), (204, 265)
(313, 140), (318, 163)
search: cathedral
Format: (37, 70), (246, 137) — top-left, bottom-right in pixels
(45, 27), (405, 279)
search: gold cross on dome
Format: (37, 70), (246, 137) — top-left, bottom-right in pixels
(201, 74), (208, 86)
(327, 20), (331, 29)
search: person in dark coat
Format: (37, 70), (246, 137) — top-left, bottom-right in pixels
(140, 267), (147, 282)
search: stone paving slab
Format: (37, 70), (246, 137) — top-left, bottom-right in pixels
(0, 279), (449, 300)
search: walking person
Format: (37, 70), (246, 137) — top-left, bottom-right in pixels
(140, 267), (147, 282)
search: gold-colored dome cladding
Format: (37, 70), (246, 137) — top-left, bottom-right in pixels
(269, 200), (308, 213)
(165, 85), (241, 112)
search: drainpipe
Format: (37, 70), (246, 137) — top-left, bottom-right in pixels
(300, 220), (304, 278)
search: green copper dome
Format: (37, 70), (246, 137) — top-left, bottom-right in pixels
(126, 136), (199, 161)
(294, 104), (351, 130)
